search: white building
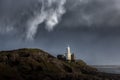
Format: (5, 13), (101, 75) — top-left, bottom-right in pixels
(65, 46), (71, 61)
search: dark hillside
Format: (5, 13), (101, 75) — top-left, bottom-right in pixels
(0, 48), (119, 80)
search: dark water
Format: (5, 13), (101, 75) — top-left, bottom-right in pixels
(92, 65), (120, 74)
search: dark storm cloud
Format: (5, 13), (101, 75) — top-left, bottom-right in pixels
(1, 0), (120, 40)
(0, 0), (120, 65)
(59, 0), (120, 29)
(0, 0), (66, 40)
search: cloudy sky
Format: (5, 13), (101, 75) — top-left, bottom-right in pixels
(0, 0), (120, 65)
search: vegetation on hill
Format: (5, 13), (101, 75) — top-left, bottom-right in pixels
(0, 48), (119, 80)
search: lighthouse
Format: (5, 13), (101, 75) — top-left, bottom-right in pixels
(66, 46), (71, 61)
(57, 45), (76, 62)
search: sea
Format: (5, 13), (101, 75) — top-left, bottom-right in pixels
(92, 65), (120, 74)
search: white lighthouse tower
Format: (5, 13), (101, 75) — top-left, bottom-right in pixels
(66, 46), (71, 61)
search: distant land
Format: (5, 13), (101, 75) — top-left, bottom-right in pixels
(0, 48), (120, 80)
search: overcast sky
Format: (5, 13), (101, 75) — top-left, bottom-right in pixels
(0, 0), (120, 65)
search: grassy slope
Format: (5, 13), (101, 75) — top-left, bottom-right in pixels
(0, 48), (119, 80)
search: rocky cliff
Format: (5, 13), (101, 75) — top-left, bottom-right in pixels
(0, 48), (119, 80)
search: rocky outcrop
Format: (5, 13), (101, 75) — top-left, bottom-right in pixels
(0, 48), (119, 80)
